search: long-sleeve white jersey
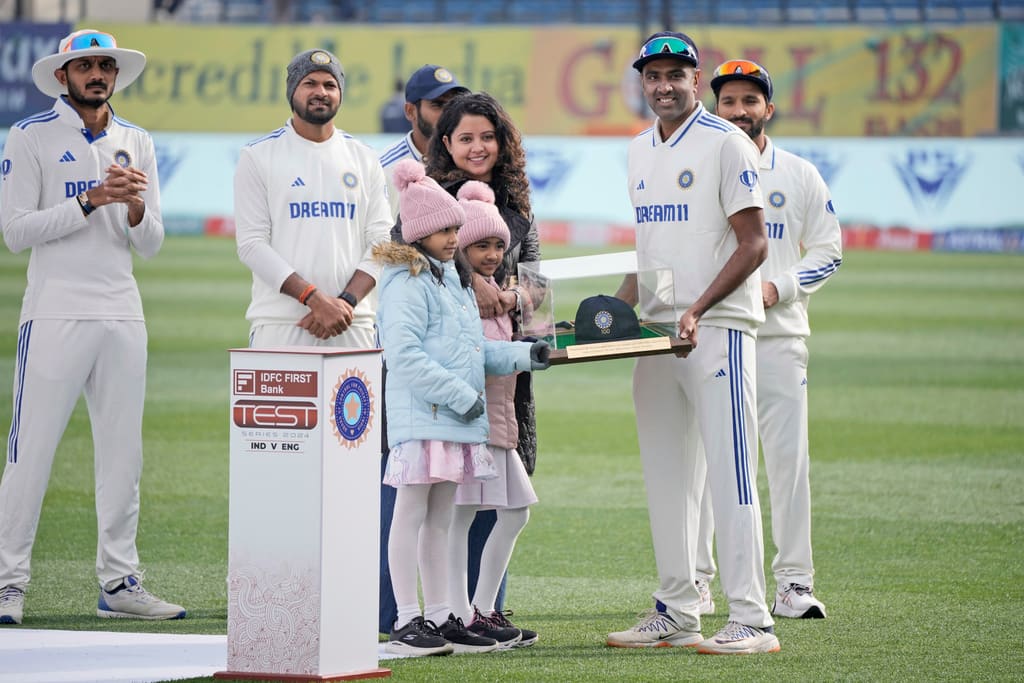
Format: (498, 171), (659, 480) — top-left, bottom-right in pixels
(234, 121), (394, 331)
(758, 137), (843, 338)
(378, 131), (421, 220)
(627, 103), (765, 335)
(0, 97), (164, 325)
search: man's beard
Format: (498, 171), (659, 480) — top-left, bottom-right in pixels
(295, 98), (338, 125)
(415, 116), (434, 141)
(67, 80), (110, 109)
(733, 115), (766, 140)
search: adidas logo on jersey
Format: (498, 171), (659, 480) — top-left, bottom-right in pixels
(636, 179), (645, 190)
(59, 151), (76, 163)
(291, 177), (305, 187)
(714, 369), (727, 378)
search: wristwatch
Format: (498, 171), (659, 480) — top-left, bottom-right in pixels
(338, 291), (357, 307)
(76, 192), (95, 217)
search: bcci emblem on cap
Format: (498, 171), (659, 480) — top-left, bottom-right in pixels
(574, 295), (642, 344)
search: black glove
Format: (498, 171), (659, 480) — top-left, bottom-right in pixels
(530, 340), (551, 370)
(460, 396), (485, 422)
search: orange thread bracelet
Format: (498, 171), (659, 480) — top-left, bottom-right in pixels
(298, 284), (317, 305)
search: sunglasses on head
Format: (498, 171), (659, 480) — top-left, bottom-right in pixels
(63, 31), (117, 53)
(637, 36), (697, 63)
(712, 59), (769, 80)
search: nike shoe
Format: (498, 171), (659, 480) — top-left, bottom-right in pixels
(606, 604), (702, 648)
(696, 621), (780, 654)
(773, 582), (827, 618)
(96, 576), (186, 620)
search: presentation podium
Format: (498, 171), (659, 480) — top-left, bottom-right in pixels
(216, 347), (390, 681)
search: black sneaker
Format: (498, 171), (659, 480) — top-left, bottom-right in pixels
(386, 616), (454, 656)
(437, 613), (499, 653)
(489, 609), (538, 648)
(467, 606), (522, 649)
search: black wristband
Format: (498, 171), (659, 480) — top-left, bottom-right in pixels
(339, 291), (357, 307)
(76, 192), (95, 217)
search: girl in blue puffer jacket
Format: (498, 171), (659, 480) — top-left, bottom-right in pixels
(375, 159), (549, 657)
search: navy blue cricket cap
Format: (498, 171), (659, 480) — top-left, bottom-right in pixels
(633, 31), (699, 72)
(404, 64), (469, 103)
(574, 295), (642, 344)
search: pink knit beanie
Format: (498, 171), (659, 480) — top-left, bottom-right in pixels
(394, 159), (465, 243)
(456, 181), (510, 249)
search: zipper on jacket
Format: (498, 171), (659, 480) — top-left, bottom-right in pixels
(432, 404), (438, 420)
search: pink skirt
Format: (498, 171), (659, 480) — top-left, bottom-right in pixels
(455, 446), (538, 509)
(384, 439), (498, 487)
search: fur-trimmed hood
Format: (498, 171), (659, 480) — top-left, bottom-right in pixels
(373, 241), (429, 275)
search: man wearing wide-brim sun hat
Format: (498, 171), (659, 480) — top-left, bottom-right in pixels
(30, 28), (147, 98)
(0, 29), (185, 626)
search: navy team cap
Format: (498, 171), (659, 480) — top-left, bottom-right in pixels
(405, 64), (469, 103)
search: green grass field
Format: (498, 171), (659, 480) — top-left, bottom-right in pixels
(0, 237), (1022, 682)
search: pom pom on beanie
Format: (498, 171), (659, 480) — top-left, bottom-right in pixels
(456, 181), (510, 249)
(394, 159), (465, 243)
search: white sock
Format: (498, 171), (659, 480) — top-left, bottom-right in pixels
(473, 507), (529, 613)
(448, 505), (477, 623)
(419, 481), (457, 620)
(389, 484), (430, 631)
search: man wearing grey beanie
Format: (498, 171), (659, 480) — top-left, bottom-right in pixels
(234, 48), (392, 350)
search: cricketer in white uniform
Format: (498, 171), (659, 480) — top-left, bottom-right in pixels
(235, 49), (393, 349)
(379, 65), (468, 220)
(0, 29), (184, 625)
(698, 59), (843, 619)
(606, 31), (779, 655)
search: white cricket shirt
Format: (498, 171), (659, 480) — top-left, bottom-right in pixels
(628, 103), (765, 334)
(0, 96), (164, 325)
(234, 120), (393, 330)
(758, 137), (843, 338)
(378, 131), (420, 220)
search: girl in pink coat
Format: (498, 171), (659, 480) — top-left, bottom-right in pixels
(448, 180), (539, 649)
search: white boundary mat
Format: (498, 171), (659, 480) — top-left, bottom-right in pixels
(0, 630), (401, 683)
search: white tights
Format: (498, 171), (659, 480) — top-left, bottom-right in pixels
(448, 505), (530, 623)
(389, 481), (457, 630)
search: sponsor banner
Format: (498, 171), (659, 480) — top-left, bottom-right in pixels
(0, 23), (70, 127)
(932, 228), (1024, 252)
(1000, 24), (1024, 132)
(82, 22), (997, 137)
(2, 130), (1020, 241)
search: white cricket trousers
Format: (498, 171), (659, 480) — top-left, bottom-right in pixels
(633, 326), (772, 630)
(0, 319), (148, 590)
(695, 335), (815, 589)
(757, 335), (814, 587)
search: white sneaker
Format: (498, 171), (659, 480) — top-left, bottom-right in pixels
(773, 583), (826, 619)
(697, 621), (780, 654)
(97, 576), (186, 620)
(695, 578), (715, 615)
(0, 586), (25, 624)
(607, 607), (702, 648)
